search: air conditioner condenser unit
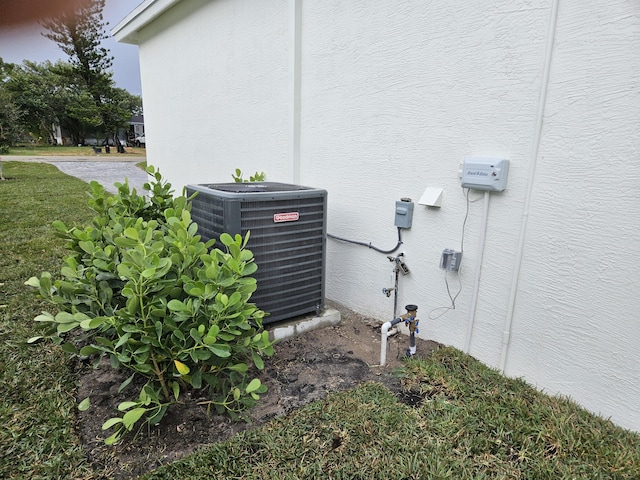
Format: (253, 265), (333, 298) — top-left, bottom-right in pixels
(186, 182), (327, 324)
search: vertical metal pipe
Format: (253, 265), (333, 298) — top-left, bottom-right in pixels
(500, 0), (560, 372)
(288, 0), (302, 184)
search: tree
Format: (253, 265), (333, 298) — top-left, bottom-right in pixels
(41, 0), (139, 147)
(51, 62), (104, 145)
(0, 58), (22, 154)
(0, 2), (142, 148)
(0, 87), (21, 154)
(5, 57), (142, 147)
(100, 86), (143, 149)
(8, 61), (69, 144)
(41, 0), (113, 101)
(7, 60), (102, 145)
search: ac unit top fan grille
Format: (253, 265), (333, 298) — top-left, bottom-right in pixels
(201, 182), (314, 194)
(187, 182), (327, 323)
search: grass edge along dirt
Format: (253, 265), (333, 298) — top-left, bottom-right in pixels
(141, 350), (640, 479)
(3, 145), (147, 157)
(1, 161), (639, 479)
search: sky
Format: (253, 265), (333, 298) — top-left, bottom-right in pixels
(0, 0), (143, 95)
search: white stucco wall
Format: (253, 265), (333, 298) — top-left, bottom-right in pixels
(505, 0), (640, 429)
(134, 0), (291, 187)
(115, 0), (640, 432)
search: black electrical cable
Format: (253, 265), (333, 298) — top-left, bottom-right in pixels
(327, 227), (403, 254)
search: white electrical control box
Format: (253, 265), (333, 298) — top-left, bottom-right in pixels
(461, 157), (510, 192)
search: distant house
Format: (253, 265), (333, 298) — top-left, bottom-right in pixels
(86, 115), (144, 147)
(51, 116), (142, 146)
(113, 0), (640, 432)
(127, 114), (145, 145)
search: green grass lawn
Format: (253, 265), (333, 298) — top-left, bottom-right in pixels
(0, 162), (96, 479)
(1, 161), (639, 479)
(4, 145), (146, 157)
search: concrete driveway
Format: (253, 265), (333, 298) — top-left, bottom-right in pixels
(2, 155), (149, 194)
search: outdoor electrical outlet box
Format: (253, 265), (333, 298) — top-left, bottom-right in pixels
(394, 198), (414, 229)
(440, 249), (462, 272)
(461, 157), (510, 192)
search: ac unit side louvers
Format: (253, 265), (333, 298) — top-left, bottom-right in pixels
(186, 182), (327, 324)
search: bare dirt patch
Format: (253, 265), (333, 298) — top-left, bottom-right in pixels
(75, 301), (440, 478)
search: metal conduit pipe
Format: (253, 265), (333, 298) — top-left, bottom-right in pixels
(288, 0), (302, 184)
(500, 0), (560, 372)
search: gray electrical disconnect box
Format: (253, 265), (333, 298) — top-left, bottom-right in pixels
(440, 249), (462, 271)
(394, 198), (414, 229)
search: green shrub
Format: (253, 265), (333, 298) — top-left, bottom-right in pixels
(232, 168), (266, 182)
(26, 166), (274, 444)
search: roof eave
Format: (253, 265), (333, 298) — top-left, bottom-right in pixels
(111, 0), (183, 45)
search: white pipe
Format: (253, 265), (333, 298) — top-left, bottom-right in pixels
(380, 318), (402, 366)
(464, 190), (490, 353)
(500, 0), (560, 372)
(288, 0), (302, 184)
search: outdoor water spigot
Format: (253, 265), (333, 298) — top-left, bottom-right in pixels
(384, 253), (409, 319)
(387, 252), (404, 263)
(382, 287), (395, 297)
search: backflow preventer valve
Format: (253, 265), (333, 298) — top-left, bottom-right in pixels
(380, 303), (420, 366)
(402, 304), (419, 357)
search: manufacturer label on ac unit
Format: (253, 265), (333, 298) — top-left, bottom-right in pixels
(273, 212), (299, 223)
